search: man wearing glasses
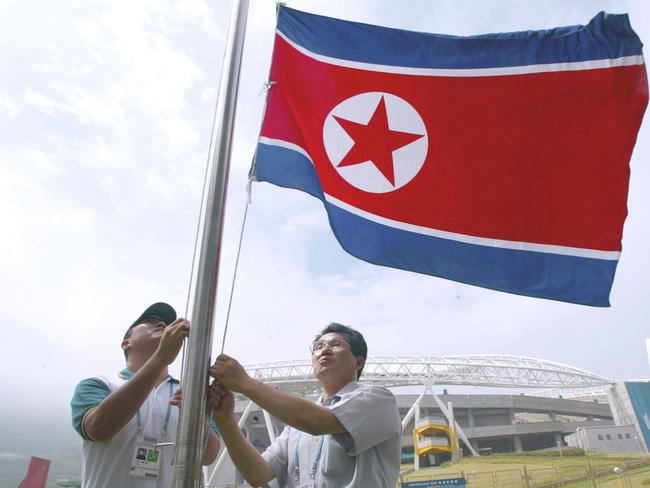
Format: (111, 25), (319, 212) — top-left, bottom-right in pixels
(209, 323), (401, 487)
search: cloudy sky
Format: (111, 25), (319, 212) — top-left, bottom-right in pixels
(1, 0), (649, 452)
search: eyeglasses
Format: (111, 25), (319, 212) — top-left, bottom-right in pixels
(310, 338), (350, 355)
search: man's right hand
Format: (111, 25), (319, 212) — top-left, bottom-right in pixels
(208, 380), (235, 424)
(209, 354), (253, 393)
(206, 379), (276, 487)
(154, 318), (190, 366)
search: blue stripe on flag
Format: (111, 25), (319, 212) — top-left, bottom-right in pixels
(254, 142), (617, 306)
(278, 7), (642, 69)
(255, 142), (323, 199)
(325, 202), (617, 307)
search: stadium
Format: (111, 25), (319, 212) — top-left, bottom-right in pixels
(207, 355), (650, 485)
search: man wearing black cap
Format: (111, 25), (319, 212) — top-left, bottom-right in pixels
(71, 302), (221, 488)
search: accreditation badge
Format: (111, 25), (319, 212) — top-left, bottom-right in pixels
(129, 435), (161, 479)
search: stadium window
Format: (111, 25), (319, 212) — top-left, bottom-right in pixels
(626, 434), (631, 439)
(606, 434), (611, 440)
(598, 435), (604, 440)
(618, 434), (623, 439)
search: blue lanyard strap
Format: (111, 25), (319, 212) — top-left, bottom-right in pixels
(293, 431), (325, 485)
(136, 380), (174, 437)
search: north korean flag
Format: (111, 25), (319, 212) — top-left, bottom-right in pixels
(253, 6), (648, 306)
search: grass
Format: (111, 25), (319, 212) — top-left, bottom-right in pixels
(400, 450), (650, 486)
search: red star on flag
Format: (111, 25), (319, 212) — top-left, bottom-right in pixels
(333, 96), (424, 186)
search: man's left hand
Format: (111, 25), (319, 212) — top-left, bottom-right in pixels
(169, 388), (182, 407)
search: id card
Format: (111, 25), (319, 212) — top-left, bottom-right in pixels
(129, 435), (161, 479)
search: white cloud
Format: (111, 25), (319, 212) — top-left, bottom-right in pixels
(23, 89), (71, 115)
(0, 95), (20, 118)
(281, 209), (329, 233)
(174, 0), (219, 34)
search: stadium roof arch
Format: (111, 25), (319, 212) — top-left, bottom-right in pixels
(244, 355), (613, 395)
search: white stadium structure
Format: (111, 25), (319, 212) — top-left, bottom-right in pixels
(207, 355), (649, 486)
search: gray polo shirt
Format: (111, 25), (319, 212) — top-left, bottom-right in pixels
(262, 381), (401, 487)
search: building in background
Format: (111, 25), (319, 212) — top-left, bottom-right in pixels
(566, 425), (641, 452)
(607, 381), (650, 452)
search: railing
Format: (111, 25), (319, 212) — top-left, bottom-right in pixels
(465, 469), (523, 488)
(400, 471), (464, 483)
(396, 459), (650, 488)
(208, 459), (650, 487)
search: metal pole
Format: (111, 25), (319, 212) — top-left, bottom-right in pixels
(430, 391), (479, 457)
(262, 409), (277, 443)
(522, 466), (531, 488)
(172, 0), (249, 486)
(448, 401), (459, 462)
(401, 388), (428, 432)
(414, 402), (420, 471)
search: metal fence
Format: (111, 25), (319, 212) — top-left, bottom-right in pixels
(207, 459), (650, 487)
(396, 459), (650, 488)
(465, 468), (523, 488)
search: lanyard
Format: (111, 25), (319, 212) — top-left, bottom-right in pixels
(135, 380), (174, 437)
(293, 431), (325, 486)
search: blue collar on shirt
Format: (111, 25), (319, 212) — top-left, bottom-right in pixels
(118, 368), (179, 383)
(118, 368), (135, 380)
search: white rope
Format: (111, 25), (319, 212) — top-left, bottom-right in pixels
(218, 188), (252, 354)
(179, 82), (221, 383)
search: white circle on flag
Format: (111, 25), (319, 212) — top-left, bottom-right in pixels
(322, 91), (428, 194)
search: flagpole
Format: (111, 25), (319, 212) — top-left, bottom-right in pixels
(172, 0), (249, 486)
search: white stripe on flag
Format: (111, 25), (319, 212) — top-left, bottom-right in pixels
(325, 194), (620, 260)
(258, 136), (314, 163)
(277, 30), (644, 78)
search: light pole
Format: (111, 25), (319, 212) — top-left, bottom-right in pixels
(613, 466), (625, 488)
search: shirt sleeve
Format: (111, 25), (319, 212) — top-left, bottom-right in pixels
(71, 378), (112, 440)
(208, 417), (220, 436)
(331, 386), (401, 456)
(261, 425), (291, 485)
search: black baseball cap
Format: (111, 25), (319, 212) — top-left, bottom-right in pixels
(123, 302), (177, 340)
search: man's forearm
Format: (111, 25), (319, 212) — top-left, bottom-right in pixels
(218, 418), (275, 487)
(240, 379), (344, 435)
(84, 355), (167, 441)
(202, 428), (221, 465)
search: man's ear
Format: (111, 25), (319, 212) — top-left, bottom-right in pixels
(355, 356), (366, 372)
(121, 339), (130, 354)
